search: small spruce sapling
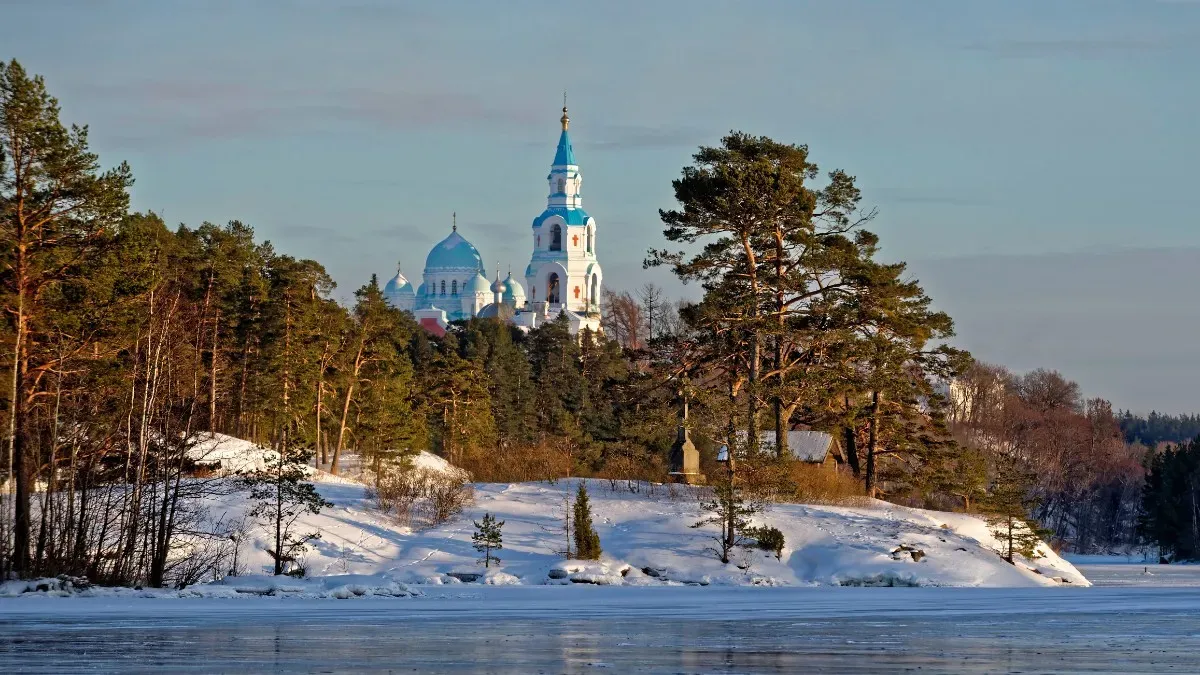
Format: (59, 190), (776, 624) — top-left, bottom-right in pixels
(573, 483), (602, 560)
(473, 512), (504, 568)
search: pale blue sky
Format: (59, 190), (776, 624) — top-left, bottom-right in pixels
(5, 0), (1200, 411)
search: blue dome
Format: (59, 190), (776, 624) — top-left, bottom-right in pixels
(502, 274), (525, 304)
(425, 230), (485, 271)
(383, 270), (415, 297)
(466, 273), (492, 295)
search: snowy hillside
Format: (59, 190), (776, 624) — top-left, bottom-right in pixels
(6, 434), (1088, 596)
(270, 479), (1087, 588)
(175, 434), (1086, 589)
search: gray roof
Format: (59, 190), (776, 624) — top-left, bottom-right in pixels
(477, 302), (515, 321)
(737, 430), (837, 462)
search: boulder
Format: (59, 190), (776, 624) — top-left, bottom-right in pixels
(446, 572), (483, 583)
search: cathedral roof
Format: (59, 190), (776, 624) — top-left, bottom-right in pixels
(478, 302), (516, 321)
(465, 273), (492, 295)
(532, 206), (591, 229)
(383, 268), (415, 297)
(552, 128), (576, 167)
(502, 273), (525, 304)
(425, 229), (485, 272)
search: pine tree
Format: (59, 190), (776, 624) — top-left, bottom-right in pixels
(331, 277), (424, 473)
(981, 453), (1050, 564)
(472, 512), (504, 568)
(528, 315), (585, 442)
(572, 483), (602, 560)
(692, 462), (757, 564)
(427, 332), (495, 467)
(240, 443), (332, 576)
(462, 319), (536, 452)
(1, 60), (132, 575)
(1138, 440), (1200, 561)
(648, 133), (874, 459)
(840, 247), (969, 497)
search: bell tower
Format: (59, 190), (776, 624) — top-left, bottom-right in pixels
(525, 102), (603, 320)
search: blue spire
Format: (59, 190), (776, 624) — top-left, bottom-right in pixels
(552, 104), (576, 166)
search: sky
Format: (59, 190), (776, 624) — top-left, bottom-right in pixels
(4, 0), (1200, 412)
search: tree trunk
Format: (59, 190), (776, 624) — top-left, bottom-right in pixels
(865, 389), (880, 498)
(842, 395), (861, 477)
(772, 228), (786, 459)
(11, 339), (30, 576)
(274, 450), (284, 575)
(315, 377), (325, 466)
(209, 313), (220, 433)
(332, 343), (364, 475)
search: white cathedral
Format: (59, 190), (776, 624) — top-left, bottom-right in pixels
(380, 105), (603, 336)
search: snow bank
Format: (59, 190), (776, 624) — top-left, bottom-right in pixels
(1, 574), (420, 600)
(186, 433), (283, 475)
(158, 473), (1085, 589)
(410, 451), (471, 481)
(15, 446), (1088, 596)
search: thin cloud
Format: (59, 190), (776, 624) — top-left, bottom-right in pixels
(964, 34), (1193, 58)
(872, 187), (993, 208)
(273, 224), (362, 247)
(76, 78), (543, 149)
(582, 124), (710, 151)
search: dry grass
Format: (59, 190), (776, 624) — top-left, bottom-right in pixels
(784, 463), (870, 506)
(373, 463), (475, 528)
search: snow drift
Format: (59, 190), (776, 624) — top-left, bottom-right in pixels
(8, 435), (1088, 597)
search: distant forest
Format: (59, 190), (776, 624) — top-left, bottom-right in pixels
(1118, 412), (1200, 447)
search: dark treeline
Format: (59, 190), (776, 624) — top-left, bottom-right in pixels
(1118, 411), (1200, 447)
(3, 58), (1178, 582)
(1140, 438), (1200, 561)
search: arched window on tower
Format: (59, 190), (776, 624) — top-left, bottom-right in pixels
(550, 223), (562, 251)
(590, 275), (598, 307)
(440, 280), (446, 296)
(547, 273), (560, 304)
(587, 226), (594, 254)
(557, 178), (565, 193)
(451, 280), (457, 296)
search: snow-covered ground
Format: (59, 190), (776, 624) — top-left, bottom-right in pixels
(3, 434), (1088, 598)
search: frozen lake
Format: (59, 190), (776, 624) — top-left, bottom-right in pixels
(3, 566), (1200, 673)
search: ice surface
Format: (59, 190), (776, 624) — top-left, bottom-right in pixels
(1, 585), (1198, 673)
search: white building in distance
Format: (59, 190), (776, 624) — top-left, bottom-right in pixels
(382, 105), (603, 337)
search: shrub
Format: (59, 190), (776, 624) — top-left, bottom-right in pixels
(374, 460), (474, 528)
(786, 462), (868, 506)
(745, 525), (785, 560)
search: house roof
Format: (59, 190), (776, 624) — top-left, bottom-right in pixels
(737, 430), (838, 463)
